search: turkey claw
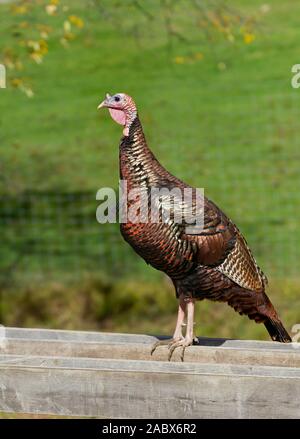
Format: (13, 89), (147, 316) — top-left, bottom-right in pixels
(168, 338), (193, 362)
(150, 338), (174, 356)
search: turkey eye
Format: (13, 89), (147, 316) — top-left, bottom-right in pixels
(114, 96), (120, 102)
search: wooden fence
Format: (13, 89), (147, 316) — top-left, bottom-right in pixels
(0, 327), (299, 418)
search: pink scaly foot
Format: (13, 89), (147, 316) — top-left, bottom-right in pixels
(168, 299), (195, 362)
(151, 297), (186, 356)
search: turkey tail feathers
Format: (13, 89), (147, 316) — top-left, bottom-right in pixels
(264, 318), (292, 343)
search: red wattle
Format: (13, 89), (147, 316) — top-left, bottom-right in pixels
(109, 108), (126, 126)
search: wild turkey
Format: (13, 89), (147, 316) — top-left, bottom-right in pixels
(98, 93), (291, 360)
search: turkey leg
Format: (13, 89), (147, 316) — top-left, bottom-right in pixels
(150, 297), (186, 355)
(168, 298), (195, 361)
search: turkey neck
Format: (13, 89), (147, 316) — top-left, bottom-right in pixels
(119, 116), (161, 188)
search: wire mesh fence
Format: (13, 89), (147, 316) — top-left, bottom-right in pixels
(0, 191), (149, 287)
(0, 168), (299, 289)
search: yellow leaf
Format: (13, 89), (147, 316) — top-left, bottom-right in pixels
(63, 32), (75, 41)
(194, 52), (204, 61)
(36, 24), (52, 38)
(45, 4), (57, 15)
(244, 33), (255, 44)
(64, 20), (71, 33)
(174, 56), (185, 64)
(22, 87), (34, 98)
(27, 40), (41, 51)
(30, 53), (43, 64)
(11, 78), (23, 88)
(11, 5), (28, 15)
(39, 40), (48, 55)
(40, 31), (49, 39)
(69, 15), (84, 29)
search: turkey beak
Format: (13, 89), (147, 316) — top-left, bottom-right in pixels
(97, 93), (111, 110)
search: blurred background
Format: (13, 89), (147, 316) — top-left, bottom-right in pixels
(0, 0), (299, 340)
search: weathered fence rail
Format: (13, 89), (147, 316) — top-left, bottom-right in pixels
(0, 327), (299, 418)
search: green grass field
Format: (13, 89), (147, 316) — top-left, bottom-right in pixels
(0, 0), (299, 341)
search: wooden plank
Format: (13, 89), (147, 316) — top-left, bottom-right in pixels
(0, 327), (300, 418)
(0, 354), (299, 418)
(5, 326), (297, 350)
(2, 327), (300, 368)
